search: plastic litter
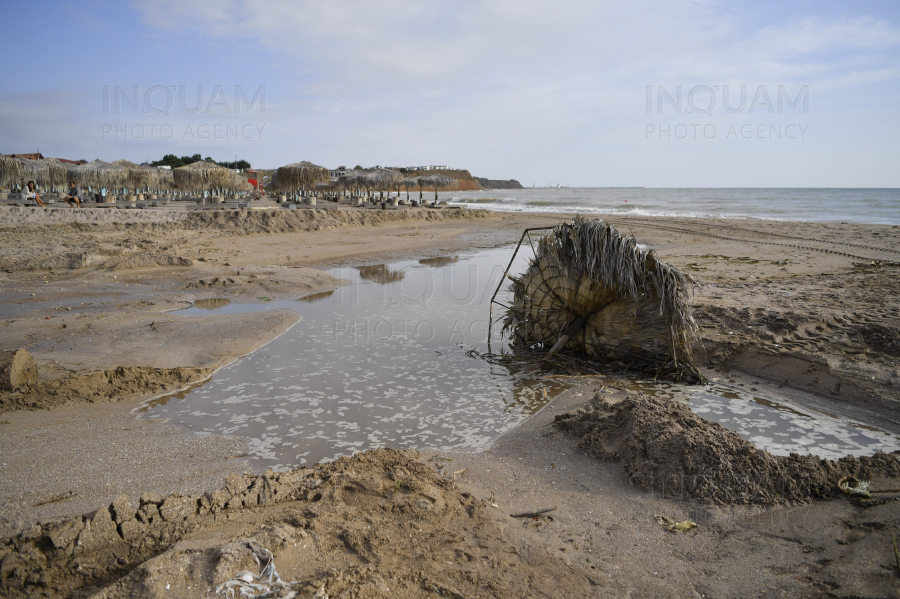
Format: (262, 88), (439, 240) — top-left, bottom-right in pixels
(654, 515), (697, 533)
(216, 543), (295, 598)
(838, 476), (871, 499)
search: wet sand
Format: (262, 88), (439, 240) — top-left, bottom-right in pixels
(0, 204), (898, 597)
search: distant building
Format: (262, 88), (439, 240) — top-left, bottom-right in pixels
(5, 152), (44, 160)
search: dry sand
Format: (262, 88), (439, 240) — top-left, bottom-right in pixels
(0, 204), (899, 598)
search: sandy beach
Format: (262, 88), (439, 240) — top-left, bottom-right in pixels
(1, 203), (899, 598)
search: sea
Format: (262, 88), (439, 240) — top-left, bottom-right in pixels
(446, 188), (900, 225)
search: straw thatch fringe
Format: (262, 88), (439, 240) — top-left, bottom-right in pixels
(399, 177), (419, 190)
(67, 160), (129, 189)
(114, 159), (158, 190)
(272, 161), (329, 192)
(417, 173), (454, 189)
(365, 168), (402, 189)
(16, 158), (53, 189)
(173, 161), (244, 192)
(0, 155), (25, 188)
(41, 159), (70, 187)
(501, 216), (702, 380)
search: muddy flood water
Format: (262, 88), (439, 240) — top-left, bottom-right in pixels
(140, 247), (900, 470)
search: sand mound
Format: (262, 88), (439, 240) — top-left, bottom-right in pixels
(554, 391), (900, 505)
(181, 206), (489, 234)
(0, 366), (211, 412)
(0, 205), (488, 235)
(0, 448), (587, 599)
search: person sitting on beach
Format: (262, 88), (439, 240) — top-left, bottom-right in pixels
(64, 181), (81, 208)
(24, 181), (46, 207)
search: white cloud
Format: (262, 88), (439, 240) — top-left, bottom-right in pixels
(8, 1), (896, 185)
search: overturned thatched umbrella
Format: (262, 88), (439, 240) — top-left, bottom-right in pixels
(173, 160), (238, 193)
(418, 173), (455, 203)
(500, 217), (702, 381)
(272, 161), (329, 197)
(66, 160), (128, 191)
(0, 155), (24, 189)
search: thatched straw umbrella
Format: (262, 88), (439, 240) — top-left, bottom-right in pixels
(337, 170), (367, 200)
(39, 159), (70, 191)
(500, 217), (702, 381)
(66, 160), (128, 192)
(114, 159), (158, 192)
(0, 155), (24, 189)
(272, 161), (329, 199)
(363, 168), (402, 201)
(399, 177), (419, 202)
(173, 161), (237, 194)
(418, 173), (455, 203)
(16, 158), (53, 190)
(155, 167), (175, 192)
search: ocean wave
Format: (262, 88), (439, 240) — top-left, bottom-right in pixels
(448, 198), (767, 220)
(447, 190), (900, 225)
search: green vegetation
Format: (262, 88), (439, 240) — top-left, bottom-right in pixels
(150, 154), (251, 170)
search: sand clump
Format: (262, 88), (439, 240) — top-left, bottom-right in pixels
(554, 390), (900, 505)
(0, 448), (588, 599)
(0, 366), (211, 412)
(0, 350), (38, 391)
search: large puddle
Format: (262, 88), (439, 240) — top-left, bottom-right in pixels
(140, 247), (900, 469)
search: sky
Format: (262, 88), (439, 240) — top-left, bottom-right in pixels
(1, 0), (898, 187)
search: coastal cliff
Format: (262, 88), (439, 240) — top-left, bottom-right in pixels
(474, 177), (524, 189)
(401, 169), (523, 191)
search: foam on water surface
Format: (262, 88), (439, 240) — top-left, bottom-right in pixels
(141, 247), (900, 469)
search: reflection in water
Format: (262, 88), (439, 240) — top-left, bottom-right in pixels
(419, 256), (459, 268)
(193, 298), (231, 310)
(298, 290), (335, 303)
(357, 264), (405, 284)
(146, 248), (555, 470)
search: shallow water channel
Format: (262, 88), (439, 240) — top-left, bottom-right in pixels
(140, 247), (900, 470)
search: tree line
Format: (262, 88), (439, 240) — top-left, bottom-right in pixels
(150, 154), (251, 170)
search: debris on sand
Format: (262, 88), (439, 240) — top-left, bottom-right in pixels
(500, 217), (702, 381)
(554, 391), (900, 505)
(653, 515), (697, 533)
(0, 449), (590, 599)
(0, 349), (38, 391)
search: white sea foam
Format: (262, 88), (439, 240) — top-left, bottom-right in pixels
(448, 188), (900, 225)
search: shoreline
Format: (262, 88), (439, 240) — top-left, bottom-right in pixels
(1, 206), (899, 597)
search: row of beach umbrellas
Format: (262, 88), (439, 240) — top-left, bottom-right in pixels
(0, 156), (457, 200)
(270, 163), (455, 201)
(0, 156), (249, 194)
